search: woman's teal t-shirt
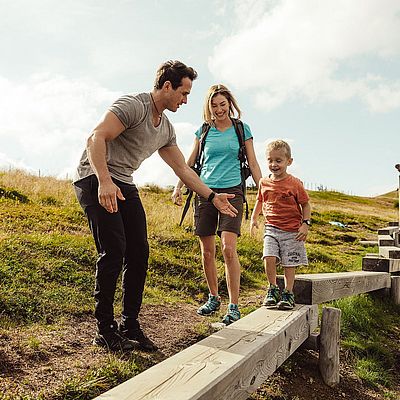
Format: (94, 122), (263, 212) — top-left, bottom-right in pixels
(194, 122), (253, 189)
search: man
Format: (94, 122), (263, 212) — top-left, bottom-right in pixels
(73, 60), (237, 352)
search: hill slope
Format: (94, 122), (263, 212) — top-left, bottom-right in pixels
(0, 170), (399, 400)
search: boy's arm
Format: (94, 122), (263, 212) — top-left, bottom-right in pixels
(250, 199), (263, 237)
(296, 201), (311, 241)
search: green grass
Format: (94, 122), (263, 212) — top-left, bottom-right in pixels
(330, 295), (400, 388)
(0, 171), (399, 398)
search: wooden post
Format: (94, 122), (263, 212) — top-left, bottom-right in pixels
(319, 307), (341, 387)
(391, 276), (400, 305)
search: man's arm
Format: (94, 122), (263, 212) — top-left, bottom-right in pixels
(159, 145), (238, 217)
(86, 111), (126, 213)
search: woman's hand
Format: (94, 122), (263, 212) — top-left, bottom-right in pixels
(172, 187), (183, 206)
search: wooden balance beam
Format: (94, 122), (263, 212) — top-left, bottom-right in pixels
(277, 271), (391, 305)
(96, 304), (318, 400)
(362, 255), (400, 273)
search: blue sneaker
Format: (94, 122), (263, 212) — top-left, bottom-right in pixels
(221, 303), (241, 325)
(263, 284), (281, 308)
(197, 294), (221, 316)
(277, 289), (295, 310)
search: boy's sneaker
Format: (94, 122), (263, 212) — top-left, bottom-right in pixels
(221, 303), (241, 325)
(119, 321), (158, 352)
(262, 284), (281, 308)
(93, 330), (136, 352)
(197, 294), (221, 316)
(277, 289), (295, 310)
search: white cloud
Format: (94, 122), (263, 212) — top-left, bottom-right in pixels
(0, 76), (199, 186)
(0, 74), (120, 177)
(209, 0), (400, 112)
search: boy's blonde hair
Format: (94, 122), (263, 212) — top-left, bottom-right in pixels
(203, 84), (242, 124)
(267, 140), (292, 158)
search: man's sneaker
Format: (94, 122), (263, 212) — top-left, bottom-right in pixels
(277, 289), (295, 310)
(197, 294), (221, 316)
(93, 330), (136, 352)
(221, 303), (241, 325)
(119, 322), (158, 352)
(262, 284), (281, 308)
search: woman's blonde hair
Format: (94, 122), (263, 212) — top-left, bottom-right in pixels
(203, 84), (242, 124)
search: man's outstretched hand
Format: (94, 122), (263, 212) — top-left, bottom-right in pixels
(212, 193), (237, 217)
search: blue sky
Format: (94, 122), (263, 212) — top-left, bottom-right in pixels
(0, 0), (399, 196)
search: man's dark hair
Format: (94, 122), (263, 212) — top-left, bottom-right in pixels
(154, 60), (198, 90)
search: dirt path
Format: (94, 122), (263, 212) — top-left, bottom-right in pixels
(0, 303), (397, 399)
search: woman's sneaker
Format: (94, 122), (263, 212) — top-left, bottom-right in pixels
(197, 294), (221, 316)
(221, 303), (241, 325)
(277, 289), (295, 310)
(262, 284), (281, 308)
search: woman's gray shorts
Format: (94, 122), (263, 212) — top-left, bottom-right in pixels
(263, 225), (308, 267)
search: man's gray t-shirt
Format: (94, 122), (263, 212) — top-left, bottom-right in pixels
(75, 92), (177, 184)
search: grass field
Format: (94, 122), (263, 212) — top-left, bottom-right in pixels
(0, 170), (399, 399)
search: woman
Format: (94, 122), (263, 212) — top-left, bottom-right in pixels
(172, 84), (262, 325)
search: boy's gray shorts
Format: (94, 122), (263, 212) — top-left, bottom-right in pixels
(263, 225), (308, 267)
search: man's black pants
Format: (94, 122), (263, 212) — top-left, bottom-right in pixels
(74, 175), (149, 334)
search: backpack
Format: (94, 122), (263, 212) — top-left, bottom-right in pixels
(179, 118), (251, 226)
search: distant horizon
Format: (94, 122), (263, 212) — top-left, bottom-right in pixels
(1, 166), (398, 200)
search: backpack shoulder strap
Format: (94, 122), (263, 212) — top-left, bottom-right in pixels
(231, 118), (247, 163)
(180, 123), (211, 226)
(194, 122), (211, 167)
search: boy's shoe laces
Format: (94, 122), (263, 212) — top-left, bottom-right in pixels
(197, 294), (221, 316)
(263, 284), (281, 307)
(221, 303), (241, 325)
(277, 289), (295, 310)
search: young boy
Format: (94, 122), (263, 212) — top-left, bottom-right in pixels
(250, 140), (311, 310)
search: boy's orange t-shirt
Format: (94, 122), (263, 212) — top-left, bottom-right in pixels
(257, 174), (309, 232)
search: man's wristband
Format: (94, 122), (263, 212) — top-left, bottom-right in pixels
(207, 191), (216, 203)
(302, 219), (311, 226)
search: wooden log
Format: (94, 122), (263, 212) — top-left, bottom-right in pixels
(319, 307), (341, 387)
(395, 232), (400, 248)
(362, 256), (400, 273)
(378, 226), (399, 236)
(95, 305), (318, 400)
(391, 276), (400, 305)
(277, 271), (391, 305)
(359, 240), (378, 246)
(378, 235), (395, 247)
(301, 332), (320, 351)
(379, 246), (400, 259)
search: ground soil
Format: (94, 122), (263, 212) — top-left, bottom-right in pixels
(0, 302), (398, 400)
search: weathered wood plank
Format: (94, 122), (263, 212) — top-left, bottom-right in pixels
(378, 235), (395, 247)
(395, 232), (400, 248)
(277, 271), (391, 304)
(362, 256), (400, 272)
(379, 246), (400, 259)
(391, 276), (400, 305)
(359, 240), (378, 246)
(319, 307), (341, 387)
(378, 226), (399, 236)
(96, 305), (318, 400)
